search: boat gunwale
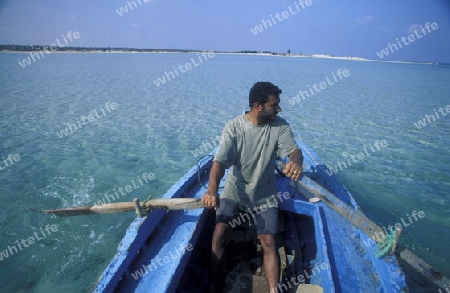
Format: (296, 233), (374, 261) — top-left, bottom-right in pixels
(294, 141), (406, 292)
(91, 155), (214, 292)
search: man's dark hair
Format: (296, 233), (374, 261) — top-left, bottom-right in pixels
(249, 82), (282, 108)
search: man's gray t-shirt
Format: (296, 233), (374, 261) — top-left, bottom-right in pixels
(214, 113), (298, 209)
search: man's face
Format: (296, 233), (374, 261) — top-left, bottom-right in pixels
(261, 95), (281, 122)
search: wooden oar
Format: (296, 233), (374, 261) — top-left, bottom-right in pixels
(39, 198), (205, 217)
(290, 174), (450, 290)
(294, 176), (391, 246)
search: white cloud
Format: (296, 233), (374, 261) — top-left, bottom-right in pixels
(356, 15), (375, 25)
(406, 24), (420, 34)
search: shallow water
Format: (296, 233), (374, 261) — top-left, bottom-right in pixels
(0, 52), (449, 292)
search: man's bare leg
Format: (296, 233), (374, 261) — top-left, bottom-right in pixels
(210, 222), (233, 293)
(259, 234), (279, 293)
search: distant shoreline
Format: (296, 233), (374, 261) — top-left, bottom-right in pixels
(0, 48), (371, 61)
(0, 47), (443, 65)
(0, 49), (371, 59)
(0, 44), (368, 61)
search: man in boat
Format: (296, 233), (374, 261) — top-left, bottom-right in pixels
(202, 81), (303, 293)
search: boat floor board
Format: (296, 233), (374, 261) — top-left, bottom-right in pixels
(296, 284), (324, 293)
(220, 211), (322, 293)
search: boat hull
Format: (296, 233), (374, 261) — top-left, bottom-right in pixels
(92, 141), (406, 292)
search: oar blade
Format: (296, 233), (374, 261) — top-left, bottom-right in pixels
(39, 198), (205, 217)
(398, 248), (450, 289)
(40, 206), (97, 217)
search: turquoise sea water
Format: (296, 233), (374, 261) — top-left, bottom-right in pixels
(0, 52), (449, 292)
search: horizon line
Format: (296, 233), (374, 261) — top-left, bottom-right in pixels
(0, 44), (448, 65)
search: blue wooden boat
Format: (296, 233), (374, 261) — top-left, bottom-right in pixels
(91, 140), (406, 292)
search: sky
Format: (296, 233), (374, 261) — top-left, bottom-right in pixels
(0, 0), (449, 63)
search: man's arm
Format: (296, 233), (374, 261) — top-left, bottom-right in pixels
(202, 160), (226, 209)
(289, 148), (303, 165)
(283, 148), (304, 181)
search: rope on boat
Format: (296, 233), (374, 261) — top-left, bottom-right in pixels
(134, 193), (155, 217)
(375, 231), (395, 257)
(133, 155), (215, 218)
(197, 155), (214, 189)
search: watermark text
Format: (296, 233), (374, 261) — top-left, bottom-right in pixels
(376, 22), (438, 59)
(250, 0), (313, 35)
(115, 0), (151, 16)
(153, 51), (215, 87)
(131, 243), (193, 280)
(414, 104), (450, 129)
(94, 171), (156, 206)
(0, 224), (59, 262)
(56, 102), (118, 138)
(325, 140), (388, 176)
(18, 31), (81, 68)
(0, 154), (21, 171)
(275, 261), (329, 293)
(288, 69), (350, 106)
(363, 210), (425, 247)
(228, 192), (291, 228)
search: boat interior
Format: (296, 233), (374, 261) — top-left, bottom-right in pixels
(173, 172), (327, 293)
(93, 149), (405, 293)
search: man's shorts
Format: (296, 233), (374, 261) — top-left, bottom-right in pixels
(216, 198), (278, 235)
